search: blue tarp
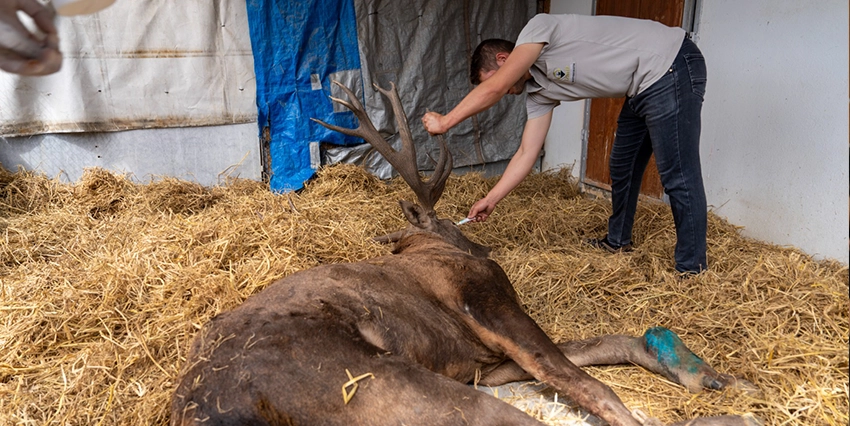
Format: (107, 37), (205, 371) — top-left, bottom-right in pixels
(246, 0), (363, 191)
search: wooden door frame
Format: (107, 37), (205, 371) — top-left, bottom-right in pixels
(579, 0), (703, 199)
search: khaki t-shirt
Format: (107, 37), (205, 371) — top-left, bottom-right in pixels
(517, 14), (685, 119)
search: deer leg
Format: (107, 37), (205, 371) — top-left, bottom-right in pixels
(464, 300), (646, 426)
(477, 359), (533, 386)
(559, 327), (757, 395)
(461, 279), (765, 426)
(480, 327), (756, 395)
(667, 414), (763, 426)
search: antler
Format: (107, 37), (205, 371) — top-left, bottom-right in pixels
(312, 81), (452, 211)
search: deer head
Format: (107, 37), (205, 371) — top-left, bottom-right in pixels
(312, 81), (490, 258)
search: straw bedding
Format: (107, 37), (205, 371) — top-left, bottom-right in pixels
(0, 164), (847, 425)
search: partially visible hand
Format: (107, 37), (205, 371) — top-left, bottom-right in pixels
(0, 0), (62, 75)
(468, 198), (497, 222)
(422, 111), (447, 135)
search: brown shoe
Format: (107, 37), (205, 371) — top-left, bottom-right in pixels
(584, 235), (633, 253)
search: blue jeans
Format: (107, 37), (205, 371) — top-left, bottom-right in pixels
(607, 38), (708, 273)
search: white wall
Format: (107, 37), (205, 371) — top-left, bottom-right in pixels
(543, 0), (849, 264)
(539, 1), (592, 174)
(697, 1), (848, 263)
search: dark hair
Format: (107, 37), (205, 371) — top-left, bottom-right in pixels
(469, 38), (516, 85)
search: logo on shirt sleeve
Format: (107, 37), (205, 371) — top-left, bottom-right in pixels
(552, 62), (576, 84)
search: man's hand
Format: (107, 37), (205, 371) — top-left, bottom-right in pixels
(468, 197), (497, 222)
(422, 111), (447, 135)
(0, 0), (62, 75)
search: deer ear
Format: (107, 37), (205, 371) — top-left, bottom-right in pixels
(399, 200), (432, 229)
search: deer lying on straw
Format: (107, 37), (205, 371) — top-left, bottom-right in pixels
(170, 82), (758, 426)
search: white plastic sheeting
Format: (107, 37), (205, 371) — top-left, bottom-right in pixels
(0, 123), (262, 185)
(0, 0), (256, 137)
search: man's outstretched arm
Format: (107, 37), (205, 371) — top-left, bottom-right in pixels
(468, 110), (552, 221)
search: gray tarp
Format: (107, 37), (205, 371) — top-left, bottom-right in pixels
(324, 0), (535, 179)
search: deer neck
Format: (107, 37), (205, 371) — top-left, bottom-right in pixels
(391, 233), (455, 255)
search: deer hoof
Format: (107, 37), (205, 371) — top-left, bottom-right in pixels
(642, 327), (758, 395)
(702, 373), (761, 396)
